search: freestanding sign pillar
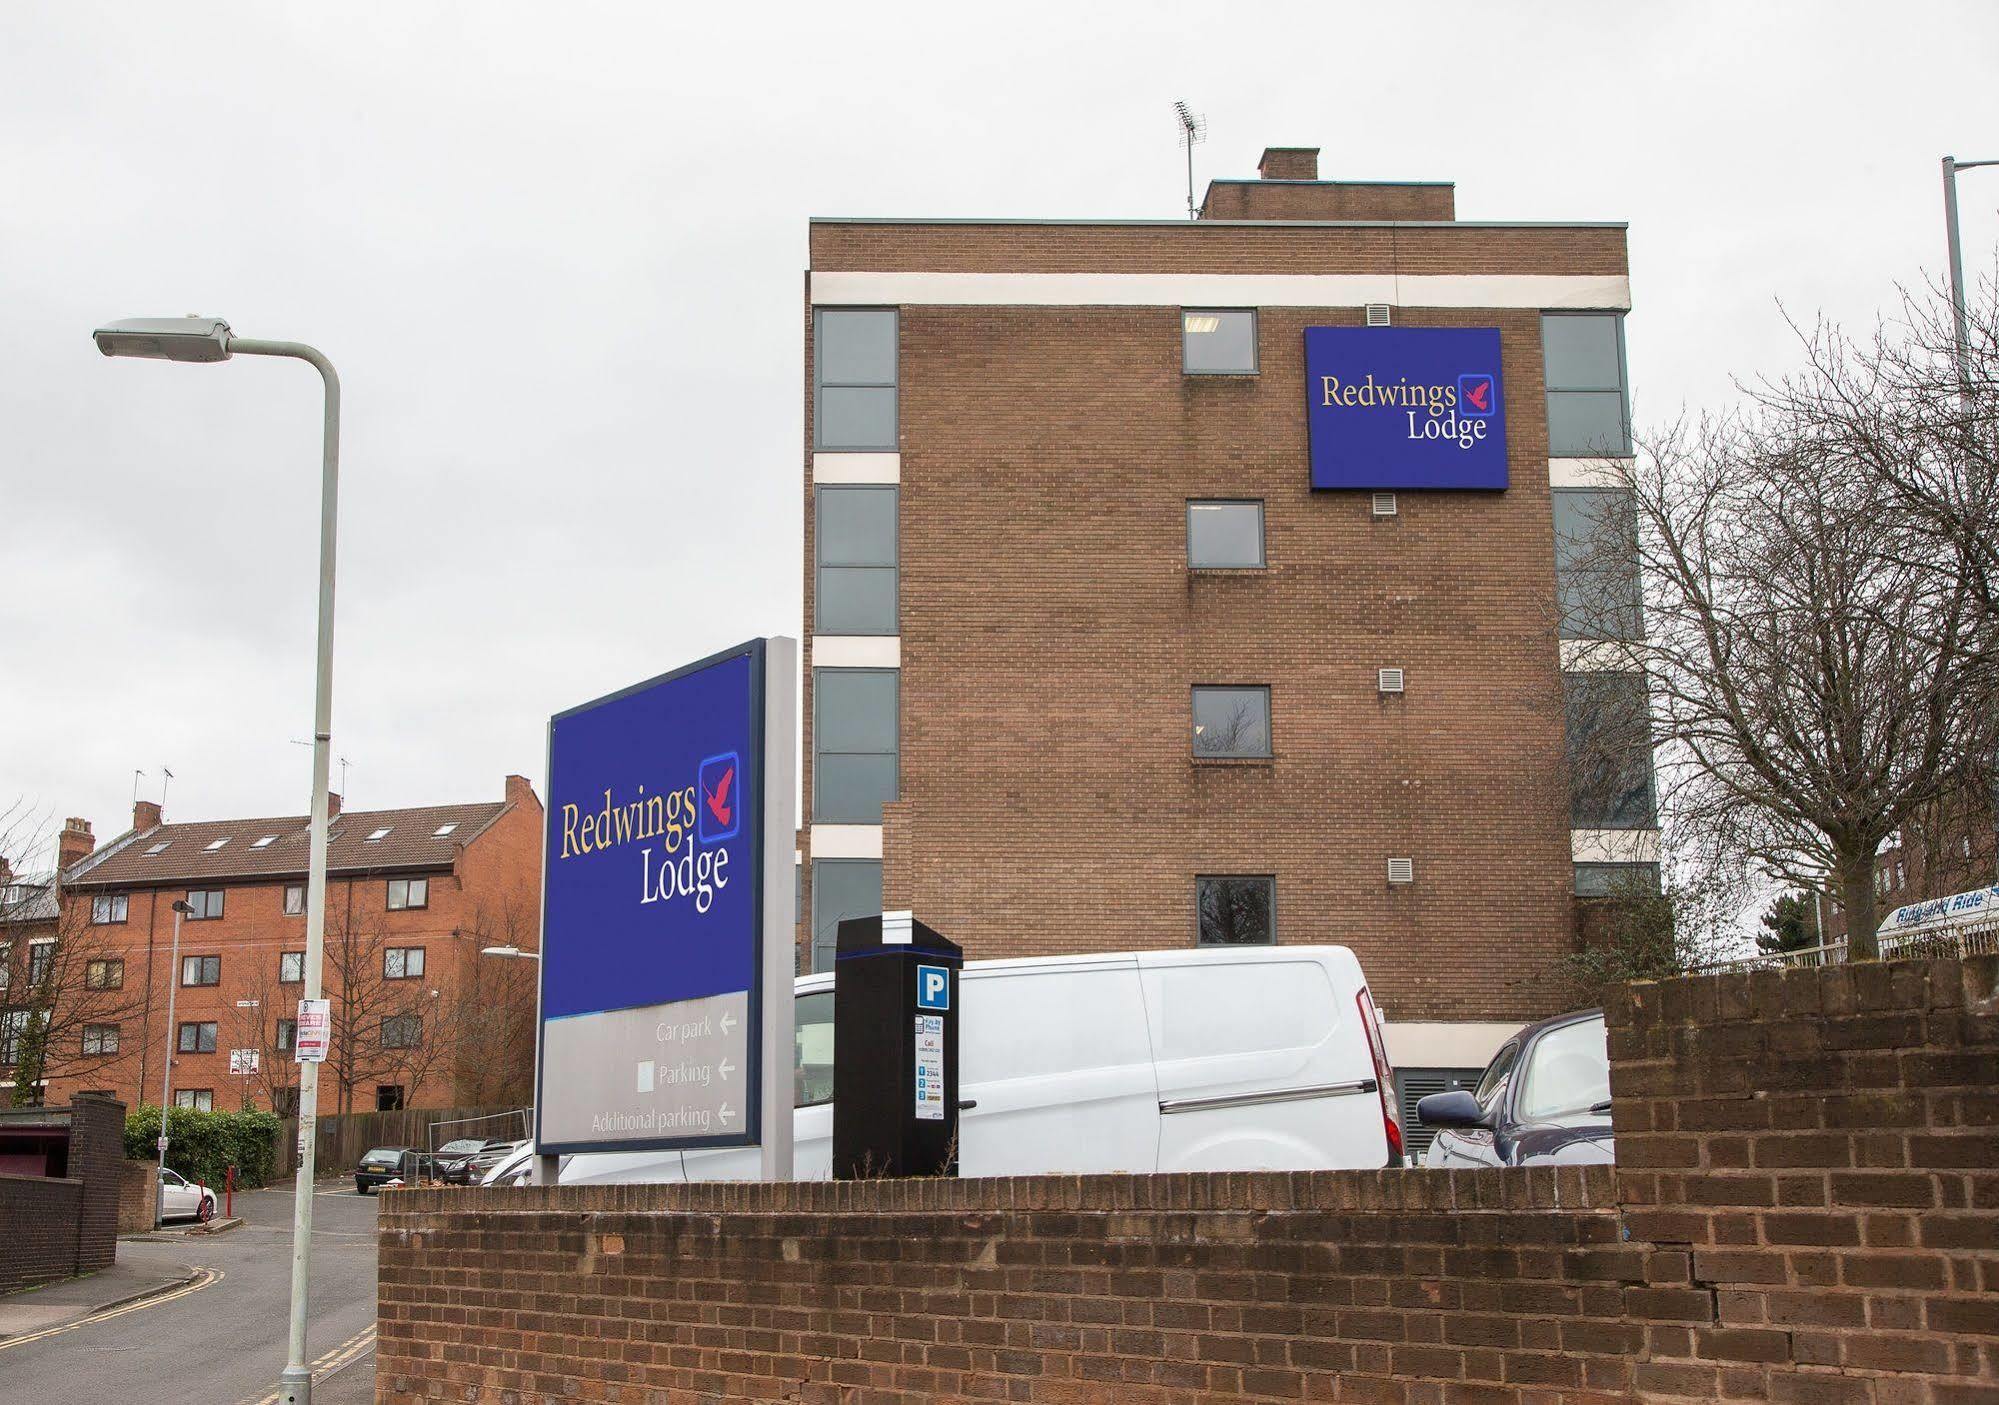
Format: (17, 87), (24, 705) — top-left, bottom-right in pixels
(531, 637), (798, 1184)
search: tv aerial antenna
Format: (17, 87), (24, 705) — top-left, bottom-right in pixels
(1174, 101), (1206, 220)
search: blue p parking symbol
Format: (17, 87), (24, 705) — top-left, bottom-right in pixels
(916, 965), (950, 1011)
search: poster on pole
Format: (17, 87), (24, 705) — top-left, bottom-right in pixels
(294, 999), (330, 1063)
(534, 638), (794, 1158)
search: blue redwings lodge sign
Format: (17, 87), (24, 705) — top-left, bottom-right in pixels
(1304, 325), (1509, 491)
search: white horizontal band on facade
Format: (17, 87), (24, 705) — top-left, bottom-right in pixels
(810, 271), (1631, 311)
(1383, 1021), (1522, 1071)
(811, 635), (900, 669)
(812, 452), (901, 485)
(1548, 457), (1632, 489)
(1560, 639), (1648, 672)
(1572, 829), (1661, 864)
(810, 824), (884, 860)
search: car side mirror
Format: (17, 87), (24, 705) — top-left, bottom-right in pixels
(1415, 1088), (1485, 1130)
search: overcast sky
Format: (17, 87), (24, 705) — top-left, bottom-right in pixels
(3, 1), (1996, 867)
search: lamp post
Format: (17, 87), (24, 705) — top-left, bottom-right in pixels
(95, 316), (342, 1405)
(478, 945), (541, 960)
(1943, 156), (1999, 391)
(156, 897), (195, 1228)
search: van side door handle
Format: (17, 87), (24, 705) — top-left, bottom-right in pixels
(957, 1099), (978, 1111)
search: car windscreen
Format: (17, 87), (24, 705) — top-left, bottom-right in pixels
(437, 1140), (484, 1155)
(1515, 1016), (1610, 1120)
(361, 1148), (406, 1165)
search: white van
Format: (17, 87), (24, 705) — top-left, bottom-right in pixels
(490, 945), (1401, 1186)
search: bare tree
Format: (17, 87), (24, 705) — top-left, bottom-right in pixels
(321, 902), (441, 1113)
(1567, 309), (1999, 957)
(440, 892), (538, 1107)
(1, 812), (148, 1104)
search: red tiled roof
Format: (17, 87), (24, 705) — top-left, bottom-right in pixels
(65, 801), (512, 890)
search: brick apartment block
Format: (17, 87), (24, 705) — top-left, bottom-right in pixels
(798, 144), (1658, 1090)
(2, 777), (542, 1114)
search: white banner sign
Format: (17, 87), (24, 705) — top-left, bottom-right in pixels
(229, 1048), (261, 1076)
(294, 999), (331, 1064)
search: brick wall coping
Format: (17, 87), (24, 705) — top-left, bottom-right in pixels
(383, 1164), (1617, 1218)
(1606, 952), (1996, 1029)
(0, 1171), (83, 1189)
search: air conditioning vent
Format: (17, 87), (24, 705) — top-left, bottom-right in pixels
(1371, 491), (1398, 518)
(1378, 668), (1405, 695)
(1396, 1068), (1484, 1158)
(1365, 303), (1393, 327)
(1387, 857), (1415, 885)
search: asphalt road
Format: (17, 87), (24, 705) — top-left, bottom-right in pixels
(0, 1179), (379, 1405)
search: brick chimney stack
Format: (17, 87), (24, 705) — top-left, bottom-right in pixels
(57, 817), (95, 872)
(326, 793), (342, 819)
(134, 799), (163, 831)
(505, 774), (538, 808)
(1257, 147), (1320, 181)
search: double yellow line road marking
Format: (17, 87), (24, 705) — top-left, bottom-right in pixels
(244, 1323), (378, 1405)
(0, 1267), (222, 1352)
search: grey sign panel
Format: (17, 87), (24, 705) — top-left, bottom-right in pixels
(539, 990), (752, 1148)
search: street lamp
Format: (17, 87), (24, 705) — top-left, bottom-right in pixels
(1942, 156), (1999, 389)
(96, 315), (342, 1405)
(479, 945), (541, 960)
(155, 897), (195, 1229)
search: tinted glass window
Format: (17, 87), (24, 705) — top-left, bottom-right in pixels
(1187, 501), (1264, 568)
(1543, 314), (1622, 390)
(1192, 686), (1271, 758)
(810, 859), (880, 975)
(1548, 392), (1630, 457)
(1573, 862), (1661, 897)
(1517, 1017), (1611, 1119)
(1552, 488), (1642, 639)
(794, 990), (835, 1105)
(1195, 875), (1274, 945)
(815, 310), (897, 450)
(816, 487), (897, 634)
(1183, 309), (1257, 374)
(813, 670), (898, 822)
(1474, 1041), (1519, 1109)
(816, 309), (897, 385)
(1565, 672), (1657, 828)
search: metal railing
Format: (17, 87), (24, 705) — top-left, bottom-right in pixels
(426, 1107), (530, 1155)
(1699, 918), (1999, 975)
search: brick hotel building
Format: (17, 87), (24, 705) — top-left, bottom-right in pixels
(798, 145), (1657, 1097)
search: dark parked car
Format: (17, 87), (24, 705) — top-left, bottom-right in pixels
(436, 1138), (522, 1184)
(354, 1145), (431, 1194)
(1418, 1008), (1614, 1168)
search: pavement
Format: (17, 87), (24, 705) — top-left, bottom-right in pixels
(0, 1177), (380, 1404)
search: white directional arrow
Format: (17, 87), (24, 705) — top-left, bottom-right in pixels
(718, 1102), (735, 1124)
(719, 1012), (738, 1035)
(717, 1057), (735, 1082)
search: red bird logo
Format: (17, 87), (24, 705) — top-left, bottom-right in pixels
(702, 765), (735, 828)
(1465, 379), (1491, 413)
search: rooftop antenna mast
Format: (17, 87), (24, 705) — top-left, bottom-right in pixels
(1174, 101), (1206, 220)
(160, 767), (174, 810)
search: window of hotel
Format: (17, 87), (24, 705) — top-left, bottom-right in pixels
(0, 944), (9, 993)
(181, 955), (221, 987)
(178, 1020), (218, 1054)
(277, 1019), (297, 1052)
(381, 1015), (421, 1050)
(383, 946), (425, 980)
(1573, 862), (1662, 897)
(1187, 500), (1265, 568)
(386, 877), (428, 911)
(814, 308), (897, 450)
(815, 486), (898, 634)
(1196, 875), (1275, 945)
(82, 1024), (119, 1056)
(0, 1009), (28, 1064)
(1192, 686), (1272, 758)
(90, 893), (128, 925)
(28, 941), (54, 987)
(813, 669), (898, 823)
(1552, 488), (1643, 640)
(279, 951), (305, 984)
(284, 884), (305, 916)
(1542, 313), (1630, 456)
(175, 1089), (214, 1112)
(86, 959), (124, 990)
(185, 888), (225, 920)
(1563, 672), (1657, 829)
(1183, 309), (1258, 375)
(810, 858), (882, 976)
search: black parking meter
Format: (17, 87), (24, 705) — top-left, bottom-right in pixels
(832, 912), (962, 1179)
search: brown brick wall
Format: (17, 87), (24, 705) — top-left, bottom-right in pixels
(67, 1093), (124, 1272)
(1199, 180), (1458, 223)
(377, 956), (1999, 1404)
(0, 1173), (86, 1295)
(808, 219), (1629, 277)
